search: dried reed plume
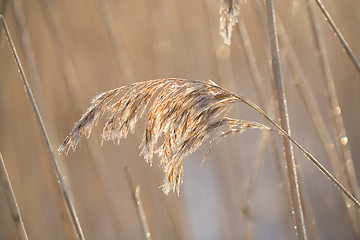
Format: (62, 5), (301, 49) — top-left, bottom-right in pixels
(58, 79), (360, 209)
(58, 79), (270, 195)
(219, 0), (240, 46)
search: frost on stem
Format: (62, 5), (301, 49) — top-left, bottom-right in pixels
(58, 79), (270, 195)
(219, 0), (241, 46)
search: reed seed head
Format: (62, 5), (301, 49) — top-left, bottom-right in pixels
(59, 79), (270, 195)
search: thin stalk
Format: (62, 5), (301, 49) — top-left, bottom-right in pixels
(201, 0), (250, 206)
(237, 0), (285, 218)
(240, 130), (270, 240)
(10, 1), (82, 237)
(239, 96), (360, 209)
(237, 11), (268, 105)
(265, 1), (307, 239)
(202, 2), (265, 237)
(0, 0), (7, 44)
(40, 0), (127, 237)
(306, 0), (360, 213)
(237, 7), (284, 205)
(263, 3), (319, 238)
(247, 0), (293, 183)
(0, 15), (85, 240)
(11, 0), (49, 119)
(250, 0), (357, 234)
(237, 12), (287, 238)
(124, 166), (152, 240)
(0, 152), (29, 240)
(296, 173), (320, 240)
(275, 8), (360, 233)
(312, 0), (360, 73)
(134, 186), (152, 240)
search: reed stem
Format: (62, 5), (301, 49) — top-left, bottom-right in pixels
(240, 97), (360, 209)
(0, 152), (29, 240)
(306, 0), (360, 210)
(0, 15), (85, 240)
(264, 1), (307, 239)
(124, 166), (152, 240)
(274, 4), (360, 233)
(312, 0), (360, 73)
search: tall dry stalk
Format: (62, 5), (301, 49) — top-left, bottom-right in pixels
(124, 166), (152, 240)
(236, 7), (267, 105)
(10, 1), (86, 237)
(0, 15), (85, 240)
(312, 0), (360, 72)
(306, 0), (360, 214)
(265, 1), (307, 239)
(274, 7), (360, 234)
(249, 0), (359, 236)
(248, 2), (319, 238)
(2, 0), (359, 238)
(40, 1), (128, 237)
(0, 152), (29, 240)
(231, 4), (288, 238)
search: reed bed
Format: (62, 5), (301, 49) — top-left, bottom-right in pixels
(0, 0), (359, 239)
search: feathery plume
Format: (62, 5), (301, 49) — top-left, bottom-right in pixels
(59, 78), (271, 194)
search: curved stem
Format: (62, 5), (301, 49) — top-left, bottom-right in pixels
(239, 97), (360, 209)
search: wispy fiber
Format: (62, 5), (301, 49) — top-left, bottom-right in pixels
(59, 79), (270, 195)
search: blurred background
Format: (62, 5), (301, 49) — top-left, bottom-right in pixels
(0, 0), (359, 239)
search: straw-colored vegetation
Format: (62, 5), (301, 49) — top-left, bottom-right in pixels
(1, 0), (360, 239)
